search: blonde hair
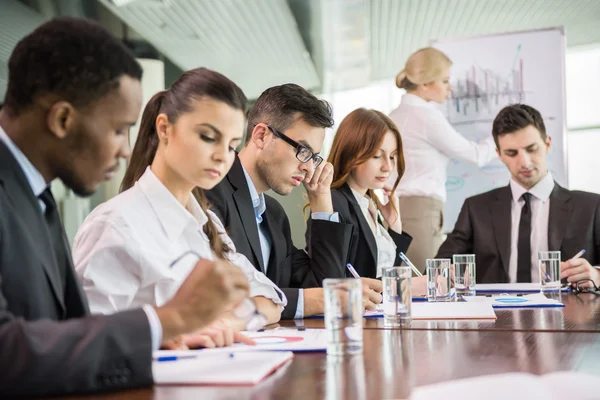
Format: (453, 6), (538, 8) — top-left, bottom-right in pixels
(396, 47), (452, 90)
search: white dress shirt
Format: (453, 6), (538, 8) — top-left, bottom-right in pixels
(73, 167), (286, 318)
(0, 125), (164, 349)
(508, 172), (554, 283)
(350, 188), (397, 278)
(388, 93), (497, 202)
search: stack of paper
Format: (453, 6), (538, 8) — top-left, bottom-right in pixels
(153, 350), (293, 386)
(411, 372), (600, 400)
(462, 293), (564, 308)
(367, 302), (496, 320)
(476, 283), (571, 293)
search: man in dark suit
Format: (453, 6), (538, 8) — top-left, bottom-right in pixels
(437, 104), (600, 287)
(0, 17), (250, 397)
(206, 84), (383, 319)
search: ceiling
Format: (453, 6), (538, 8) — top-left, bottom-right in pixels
(1, 0), (600, 101)
(369, 0), (600, 81)
(97, 0), (321, 99)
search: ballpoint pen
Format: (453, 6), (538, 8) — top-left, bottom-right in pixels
(346, 263), (361, 279)
(399, 252), (423, 277)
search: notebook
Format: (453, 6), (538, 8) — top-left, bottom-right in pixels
(153, 350), (293, 386)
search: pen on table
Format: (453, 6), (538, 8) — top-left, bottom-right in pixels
(399, 252), (423, 277)
(154, 355), (198, 362)
(155, 353), (235, 362)
(346, 263), (361, 279)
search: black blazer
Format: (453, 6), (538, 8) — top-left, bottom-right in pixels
(314, 183), (412, 278)
(0, 140), (152, 397)
(206, 156), (353, 319)
(436, 183), (600, 283)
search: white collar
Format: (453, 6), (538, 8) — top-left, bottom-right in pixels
(136, 167), (208, 240)
(510, 171), (555, 203)
(241, 163), (266, 219)
(349, 186), (370, 210)
(400, 93), (434, 108)
(0, 124), (48, 197)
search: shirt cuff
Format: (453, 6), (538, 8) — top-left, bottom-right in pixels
(311, 212), (340, 222)
(294, 289), (304, 319)
(142, 304), (163, 350)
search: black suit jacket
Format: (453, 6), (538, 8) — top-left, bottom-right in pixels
(0, 140), (152, 397)
(315, 183), (412, 278)
(206, 156), (353, 319)
(436, 183), (600, 283)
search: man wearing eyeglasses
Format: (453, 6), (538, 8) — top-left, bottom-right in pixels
(206, 84), (383, 319)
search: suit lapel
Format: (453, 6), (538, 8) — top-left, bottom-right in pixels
(229, 157), (266, 272)
(548, 183), (572, 252)
(0, 141), (66, 314)
(339, 183), (377, 266)
(491, 186), (512, 276)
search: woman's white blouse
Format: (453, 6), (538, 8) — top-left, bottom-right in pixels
(73, 167), (286, 315)
(350, 188), (397, 278)
(388, 93), (497, 202)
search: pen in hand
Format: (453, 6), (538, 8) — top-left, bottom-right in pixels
(346, 263), (361, 279)
(399, 252), (423, 277)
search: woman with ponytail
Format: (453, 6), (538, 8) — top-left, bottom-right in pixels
(73, 68), (285, 347)
(389, 47), (497, 273)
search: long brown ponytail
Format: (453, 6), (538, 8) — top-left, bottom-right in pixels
(120, 67), (247, 259)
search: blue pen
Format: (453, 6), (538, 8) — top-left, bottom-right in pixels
(155, 353), (235, 362)
(346, 263), (361, 279)
(155, 355), (198, 362)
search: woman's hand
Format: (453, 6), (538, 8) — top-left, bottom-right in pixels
(378, 184), (402, 233)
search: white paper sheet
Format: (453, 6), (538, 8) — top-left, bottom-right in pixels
(462, 293), (564, 308)
(367, 302), (496, 320)
(153, 350), (293, 386)
(411, 372), (600, 400)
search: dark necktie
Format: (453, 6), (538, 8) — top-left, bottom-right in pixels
(517, 192), (532, 283)
(39, 188), (68, 290)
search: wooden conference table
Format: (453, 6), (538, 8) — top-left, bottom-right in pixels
(59, 292), (600, 400)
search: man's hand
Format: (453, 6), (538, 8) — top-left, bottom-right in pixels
(360, 277), (382, 310)
(561, 258), (600, 288)
(303, 161), (334, 213)
(156, 258), (249, 342)
(161, 318), (256, 349)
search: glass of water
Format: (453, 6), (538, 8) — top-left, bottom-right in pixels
(453, 254), (476, 298)
(538, 251), (561, 293)
(323, 278), (363, 355)
(426, 259), (452, 302)
(382, 266), (412, 327)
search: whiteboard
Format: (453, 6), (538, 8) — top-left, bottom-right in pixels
(432, 27), (567, 232)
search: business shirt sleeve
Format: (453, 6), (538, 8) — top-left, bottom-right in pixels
(294, 289), (304, 319)
(311, 212), (340, 222)
(73, 216), (143, 315)
(208, 210), (287, 307)
(426, 109), (497, 167)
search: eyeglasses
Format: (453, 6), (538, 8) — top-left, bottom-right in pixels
(170, 250), (268, 331)
(572, 279), (600, 296)
(257, 123), (324, 168)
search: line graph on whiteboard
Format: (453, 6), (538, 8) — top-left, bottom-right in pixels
(445, 44), (533, 125)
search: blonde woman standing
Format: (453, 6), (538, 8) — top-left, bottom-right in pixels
(389, 47), (497, 273)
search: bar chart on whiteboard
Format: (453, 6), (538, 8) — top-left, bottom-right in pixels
(433, 28), (566, 232)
